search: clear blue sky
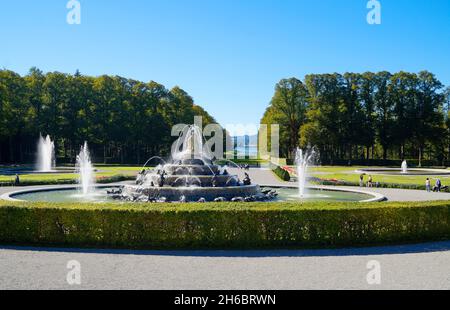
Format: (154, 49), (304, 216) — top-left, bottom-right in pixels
(1, 0), (449, 128)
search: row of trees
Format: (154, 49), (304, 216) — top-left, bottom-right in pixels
(261, 71), (450, 166)
(0, 68), (215, 164)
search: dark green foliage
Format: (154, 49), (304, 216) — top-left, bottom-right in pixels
(0, 68), (216, 165)
(262, 71), (449, 165)
(1, 201), (450, 249)
(272, 166), (291, 181)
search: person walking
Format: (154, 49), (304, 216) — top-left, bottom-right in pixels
(14, 174), (20, 186)
(436, 178), (442, 192)
(426, 178), (431, 192)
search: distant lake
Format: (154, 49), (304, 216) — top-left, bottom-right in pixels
(234, 145), (258, 157)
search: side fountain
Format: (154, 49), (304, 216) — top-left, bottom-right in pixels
(37, 134), (55, 172)
(356, 159), (450, 176)
(1, 135), (75, 176)
(295, 147), (317, 198)
(401, 160), (408, 174)
(76, 142), (95, 196)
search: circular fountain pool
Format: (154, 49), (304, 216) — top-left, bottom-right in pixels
(4, 185), (383, 203)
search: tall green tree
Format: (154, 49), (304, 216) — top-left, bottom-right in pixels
(269, 78), (309, 158)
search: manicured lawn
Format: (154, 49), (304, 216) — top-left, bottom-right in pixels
(307, 166), (450, 186)
(0, 166), (142, 184)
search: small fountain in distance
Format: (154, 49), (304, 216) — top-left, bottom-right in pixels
(295, 147), (318, 198)
(401, 160), (408, 174)
(76, 142), (95, 196)
(37, 134), (55, 172)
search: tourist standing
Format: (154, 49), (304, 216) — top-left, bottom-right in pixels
(426, 178), (431, 192)
(359, 174), (364, 187)
(367, 175), (373, 188)
(14, 174), (20, 186)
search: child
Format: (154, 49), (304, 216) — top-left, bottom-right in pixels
(426, 178), (431, 192)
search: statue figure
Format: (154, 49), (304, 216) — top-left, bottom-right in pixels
(158, 170), (166, 187)
(212, 173), (219, 187)
(243, 173), (252, 186)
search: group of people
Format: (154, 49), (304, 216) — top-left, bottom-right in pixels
(359, 174), (376, 188)
(425, 178), (448, 192)
(240, 164), (251, 171)
(360, 173), (447, 193)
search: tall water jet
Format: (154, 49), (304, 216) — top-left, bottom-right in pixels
(172, 125), (212, 162)
(37, 134), (55, 172)
(295, 147), (317, 198)
(401, 160), (408, 174)
(76, 142), (95, 196)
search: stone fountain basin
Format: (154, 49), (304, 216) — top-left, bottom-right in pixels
(355, 168), (450, 176)
(144, 175), (239, 187)
(1, 184), (385, 203)
(131, 184), (261, 202)
(162, 164), (221, 176)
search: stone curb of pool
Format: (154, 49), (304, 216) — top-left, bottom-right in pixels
(259, 184), (386, 203)
(0, 184), (120, 202)
(1, 184), (386, 203)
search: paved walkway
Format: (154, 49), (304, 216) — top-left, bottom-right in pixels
(229, 168), (450, 202)
(1, 242), (450, 289)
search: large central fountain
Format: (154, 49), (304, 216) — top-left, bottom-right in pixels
(111, 125), (270, 203)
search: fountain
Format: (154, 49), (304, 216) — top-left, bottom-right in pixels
(401, 160), (408, 174)
(3, 125), (385, 204)
(356, 159), (450, 176)
(112, 125), (267, 202)
(76, 142), (95, 196)
(295, 147), (317, 198)
(37, 134), (55, 172)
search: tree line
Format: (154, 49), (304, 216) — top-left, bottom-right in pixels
(0, 68), (216, 164)
(261, 71), (450, 166)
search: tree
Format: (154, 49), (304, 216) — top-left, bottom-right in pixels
(0, 70), (30, 162)
(269, 78), (309, 158)
(413, 71), (445, 166)
(359, 72), (377, 159)
(373, 71), (394, 160)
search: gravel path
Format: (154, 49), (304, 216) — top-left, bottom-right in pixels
(1, 242), (450, 290)
(1, 170), (450, 289)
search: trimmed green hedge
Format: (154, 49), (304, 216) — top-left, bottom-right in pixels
(1, 200), (450, 249)
(272, 166), (291, 181)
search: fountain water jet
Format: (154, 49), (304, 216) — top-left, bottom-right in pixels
(401, 160), (408, 174)
(37, 134), (55, 172)
(295, 147), (317, 198)
(76, 142), (95, 196)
